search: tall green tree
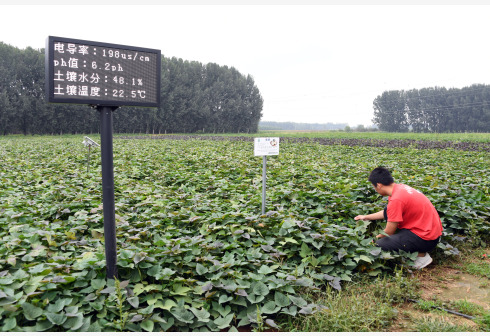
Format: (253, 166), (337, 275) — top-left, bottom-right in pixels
(373, 85), (490, 132)
(0, 43), (263, 135)
(372, 90), (408, 132)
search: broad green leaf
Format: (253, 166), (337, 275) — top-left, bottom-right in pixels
(87, 322), (102, 332)
(147, 265), (161, 277)
(47, 298), (71, 313)
(157, 299), (177, 311)
(22, 302), (43, 320)
(299, 305), (314, 315)
(171, 284), (191, 296)
(257, 265), (273, 274)
(214, 313), (234, 329)
(12, 269), (28, 280)
(63, 314), (84, 331)
(100, 286), (115, 294)
(283, 237), (298, 244)
(219, 294), (232, 304)
(247, 293), (265, 304)
(0, 278), (13, 285)
(91, 278), (106, 290)
(159, 317), (175, 331)
(359, 255), (372, 263)
(196, 263), (208, 275)
(170, 307), (194, 324)
(337, 248), (347, 260)
(35, 320), (54, 332)
(158, 268), (176, 279)
(45, 312), (68, 325)
(368, 269), (382, 276)
(262, 301), (280, 314)
(252, 282), (269, 296)
(133, 252), (147, 264)
(29, 264), (46, 274)
(288, 295), (307, 308)
(300, 242), (312, 258)
(237, 316), (250, 327)
(138, 305), (154, 315)
(128, 296), (140, 308)
(212, 302), (232, 317)
(130, 314), (144, 323)
(190, 307), (211, 322)
(2, 317), (16, 331)
(281, 305), (297, 316)
(274, 292), (290, 307)
(141, 319), (154, 332)
(146, 293), (162, 305)
(265, 319), (279, 329)
(65, 306), (79, 316)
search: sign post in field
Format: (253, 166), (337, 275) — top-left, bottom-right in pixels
(254, 138), (280, 215)
(46, 36), (161, 279)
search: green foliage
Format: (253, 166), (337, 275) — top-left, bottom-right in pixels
(0, 136), (488, 331)
(476, 313), (490, 331)
(373, 84), (490, 133)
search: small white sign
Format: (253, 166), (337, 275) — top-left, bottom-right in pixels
(254, 137), (280, 156)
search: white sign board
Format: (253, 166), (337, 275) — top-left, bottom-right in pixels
(254, 137), (280, 156)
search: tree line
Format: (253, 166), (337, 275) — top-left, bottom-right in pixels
(373, 85), (490, 132)
(259, 121), (347, 131)
(0, 42), (263, 135)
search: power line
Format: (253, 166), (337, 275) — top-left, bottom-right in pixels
(374, 85), (490, 105)
(375, 101), (490, 116)
(268, 84), (490, 105)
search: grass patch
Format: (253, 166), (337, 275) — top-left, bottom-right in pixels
(410, 316), (478, 332)
(444, 245), (490, 278)
(451, 299), (486, 316)
(415, 299), (443, 312)
(465, 262), (490, 278)
(279, 270), (418, 332)
(475, 313), (490, 331)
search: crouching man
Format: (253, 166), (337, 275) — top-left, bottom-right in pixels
(355, 167), (443, 269)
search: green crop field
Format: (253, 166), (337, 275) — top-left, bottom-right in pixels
(0, 134), (488, 332)
(222, 130), (490, 142)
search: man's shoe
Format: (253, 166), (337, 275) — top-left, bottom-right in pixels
(413, 253), (433, 269)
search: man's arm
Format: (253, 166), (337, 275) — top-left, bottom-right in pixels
(376, 221), (398, 238)
(354, 210), (384, 221)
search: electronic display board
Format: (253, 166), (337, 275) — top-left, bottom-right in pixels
(45, 36), (161, 107)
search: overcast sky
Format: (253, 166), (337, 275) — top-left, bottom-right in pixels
(2, 3), (490, 126)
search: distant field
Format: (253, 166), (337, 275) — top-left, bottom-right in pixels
(252, 131), (490, 142)
(4, 131), (489, 143)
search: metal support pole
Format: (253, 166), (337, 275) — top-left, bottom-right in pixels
(87, 146), (91, 174)
(262, 155), (267, 215)
(99, 106), (118, 280)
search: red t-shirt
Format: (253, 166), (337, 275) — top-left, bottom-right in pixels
(387, 184), (443, 240)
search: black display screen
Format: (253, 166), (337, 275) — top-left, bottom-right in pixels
(45, 36), (161, 107)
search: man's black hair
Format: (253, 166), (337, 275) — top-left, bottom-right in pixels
(368, 167), (395, 186)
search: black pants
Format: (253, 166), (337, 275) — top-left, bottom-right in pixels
(376, 229), (440, 253)
(379, 206), (440, 253)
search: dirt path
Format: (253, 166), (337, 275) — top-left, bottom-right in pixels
(390, 251), (489, 331)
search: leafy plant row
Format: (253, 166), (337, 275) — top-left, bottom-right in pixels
(119, 134), (490, 151)
(0, 137), (488, 331)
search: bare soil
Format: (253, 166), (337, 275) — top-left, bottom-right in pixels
(389, 252), (489, 332)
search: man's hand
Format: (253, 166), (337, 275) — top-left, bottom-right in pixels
(354, 210), (385, 221)
(376, 233), (388, 239)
